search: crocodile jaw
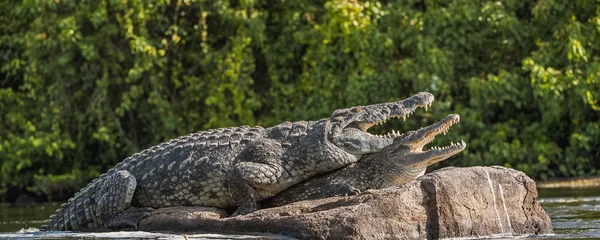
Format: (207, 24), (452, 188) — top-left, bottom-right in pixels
(388, 114), (466, 166)
(330, 92), (434, 155)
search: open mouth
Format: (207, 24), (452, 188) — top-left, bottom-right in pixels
(363, 102), (433, 129)
(347, 101), (434, 138)
(418, 114), (465, 153)
(332, 92), (435, 155)
(334, 92), (435, 138)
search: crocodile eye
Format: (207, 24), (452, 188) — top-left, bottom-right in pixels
(331, 109), (349, 118)
(352, 108), (360, 113)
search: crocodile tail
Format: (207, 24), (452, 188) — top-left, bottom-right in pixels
(40, 201), (70, 231)
(40, 180), (102, 231)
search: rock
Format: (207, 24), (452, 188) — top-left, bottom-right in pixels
(137, 206), (228, 231)
(138, 166), (552, 239)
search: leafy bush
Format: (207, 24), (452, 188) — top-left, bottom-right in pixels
(1, 0), (598, 201)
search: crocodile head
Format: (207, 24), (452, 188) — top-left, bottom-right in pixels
(329, 92), (434, 156)
(386, 113), (466, 167)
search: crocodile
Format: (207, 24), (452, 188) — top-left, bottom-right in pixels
(262, 114), (465, 207)
(41, 92), (434, 231)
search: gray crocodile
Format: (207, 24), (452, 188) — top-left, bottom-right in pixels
(41, 92), (434, 231)
(262, 114), (465, 207)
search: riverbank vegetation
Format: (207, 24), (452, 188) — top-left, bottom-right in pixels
(1, 0), (598, 202)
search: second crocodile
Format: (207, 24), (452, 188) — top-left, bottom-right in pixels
(262, 114), (465, 207)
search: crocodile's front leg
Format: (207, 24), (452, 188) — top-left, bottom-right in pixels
(227, 139), (284, 215)
(97, 170), (153, 229)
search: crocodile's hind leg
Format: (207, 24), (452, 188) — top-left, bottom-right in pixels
(227, 139), (284, 215)
(97, 170), (153, 229)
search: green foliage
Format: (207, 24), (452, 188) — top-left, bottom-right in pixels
(1, 0), (599, 200)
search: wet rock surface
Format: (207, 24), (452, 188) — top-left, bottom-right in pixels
(138, 166), (552, 239)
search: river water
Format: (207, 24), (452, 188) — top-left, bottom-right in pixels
(0, 188), (598, 239)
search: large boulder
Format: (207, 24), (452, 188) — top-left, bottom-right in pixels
(138, 166), (552, 239)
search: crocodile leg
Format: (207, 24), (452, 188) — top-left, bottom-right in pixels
(228, 139), (284, 215)
(96, 170), (153, 229)
(227, 170), (260, 216)
(335, 183), (362, 196)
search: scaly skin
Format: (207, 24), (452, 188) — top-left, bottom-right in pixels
(262, 114), (466, 207)
(41, 92), (434, 231)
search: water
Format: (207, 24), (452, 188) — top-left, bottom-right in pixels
(0, 203), (287, 239)
(1, 188), (599, 239)
(536, 188), (600, 239)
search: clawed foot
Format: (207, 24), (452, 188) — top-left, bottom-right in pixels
(106, 207), (154, 230)
(338, 184), (361, 197)
(231, 202), (258, 217)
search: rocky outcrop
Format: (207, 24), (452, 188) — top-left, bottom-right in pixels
(138, 166), (553, 239)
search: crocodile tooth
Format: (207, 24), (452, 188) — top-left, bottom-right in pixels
(403, 115), (406, 121)
(424, 105), (428, 111)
